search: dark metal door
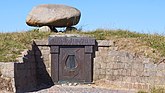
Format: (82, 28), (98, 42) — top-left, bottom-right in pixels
(59, 46), (85, 82)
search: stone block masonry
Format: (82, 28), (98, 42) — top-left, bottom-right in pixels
(35, 39), (165, 90)
(0, 62), (15, 92)
(94, 42), (165, 90)
(0, 49), (37, 92)
(1, 39), (165, 92)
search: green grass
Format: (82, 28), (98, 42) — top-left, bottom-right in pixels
(0, 29), (165, 62)
(150, 87), (165, 93)
(68, 29), (165, 56)
(0, 29), (51, 62)
(138, 91), (148, 93)
(138, 87), (165, 93)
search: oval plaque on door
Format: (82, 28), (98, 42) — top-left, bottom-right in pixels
(65, 55), (78, 70)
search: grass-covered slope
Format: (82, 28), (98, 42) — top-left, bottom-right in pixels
(0, 29), (165, 62)
(0, 29), (51, 62)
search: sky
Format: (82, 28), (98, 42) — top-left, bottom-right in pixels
(0, 0), (165, 34)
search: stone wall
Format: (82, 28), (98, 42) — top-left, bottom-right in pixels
(1, 39), (165, 92)
(14, 49), (37, 93)
(33, 41), (53, 87)
(34, 40), (51, 76)
(0, 45), (38, 92)
(34, 39), (165, 90)
(0, 62), (15, 92)
(94, 40), (165, 90)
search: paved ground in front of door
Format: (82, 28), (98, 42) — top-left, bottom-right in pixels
(31, 85), (137, 93)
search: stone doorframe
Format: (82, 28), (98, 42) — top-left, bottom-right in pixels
(48, 37), (96, 83)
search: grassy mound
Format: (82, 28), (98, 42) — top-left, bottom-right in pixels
(0, 29), (51, 62)
(0, 29), (165, 62)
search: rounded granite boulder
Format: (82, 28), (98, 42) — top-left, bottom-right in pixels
(26, 4), (81, 27)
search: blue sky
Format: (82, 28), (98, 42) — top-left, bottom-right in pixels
(0, 0), (165, 34)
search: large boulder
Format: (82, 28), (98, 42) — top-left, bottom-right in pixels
(26, 4), (81, 27)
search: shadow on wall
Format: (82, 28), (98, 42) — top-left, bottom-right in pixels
(33, 42), (54, 89)
(92, 41), (98, 81)
(14, 42), (54, 93)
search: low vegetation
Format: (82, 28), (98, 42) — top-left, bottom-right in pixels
(0, 29), (51, 62)
(138, 87), (165, 93)
(0, 29), (165, 62)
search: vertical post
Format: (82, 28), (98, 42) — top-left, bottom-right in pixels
(50, 46), (59, 82)
(85, 46), (94, 83)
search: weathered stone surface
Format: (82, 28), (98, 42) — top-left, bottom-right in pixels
(0, 63), (15, 92)
(0, 63), (14, 78)
(34, 40), (48, 45)
(39, 26), (51, 32)
(92, 40), (165, 90)
(26, 4), (81, 27)
(97, 40), (115, 47)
